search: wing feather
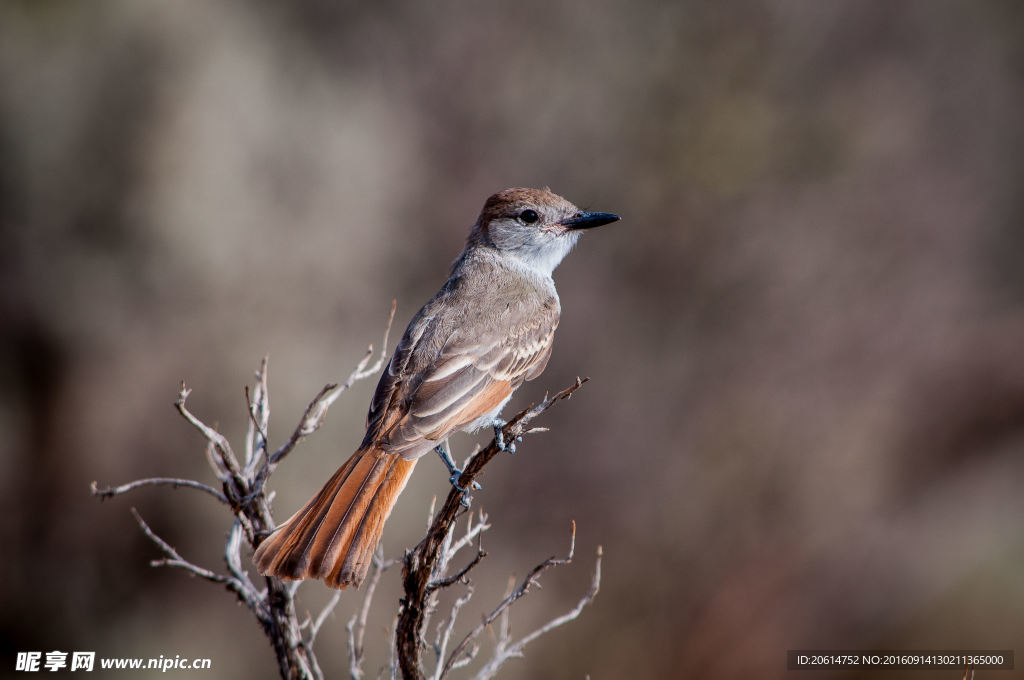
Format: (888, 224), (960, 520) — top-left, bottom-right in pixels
(362, 260), (560, 458)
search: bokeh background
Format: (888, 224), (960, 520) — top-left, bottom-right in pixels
(3, 1), (1023, 678)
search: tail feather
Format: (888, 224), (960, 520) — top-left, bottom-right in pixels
(253, 446), (417, 589)
(331, 456), (416, 585)
(261, 452), (364, 577)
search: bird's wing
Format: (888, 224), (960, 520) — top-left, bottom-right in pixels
(408, 306), (558, 440)
(365, 293), (559, 456)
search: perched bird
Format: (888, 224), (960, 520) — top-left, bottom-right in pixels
(254, 187), (619, 588)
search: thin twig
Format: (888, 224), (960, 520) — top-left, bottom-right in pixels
(175, 385), (240, 472)
(224, 519), (265, 610)
(347, 548), (395, 679)
(431, 587), (475, 680)
(397, 378), (589, 680)
(267, 301), (396, 470)
(473, 545), (603, 680)
(428, 538), (486, 591)
(446, 510), (490, 558)
(243, 355), (271, 474)
(386, 616), (400, 680)
(311, 592), (342, 643)
(175, 384), (249, 504)
(90, 478), (228, 505)
(440, 522), (579, 678)
(341, 300), (397, 388)
(130, 508), (233, 587)
(267, 382), (338, 466)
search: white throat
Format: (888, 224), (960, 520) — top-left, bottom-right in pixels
(509, 232), (580, 277)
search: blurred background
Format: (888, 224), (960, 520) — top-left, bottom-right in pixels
(2, 0), (1023, 677)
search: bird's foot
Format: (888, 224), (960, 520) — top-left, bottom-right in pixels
(435, 442), (481, 507)
(446, 470), (482, 492)
(491, 418), (518, 454)
(449, 473), (481, 507)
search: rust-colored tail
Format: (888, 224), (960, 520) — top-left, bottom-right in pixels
(254, 446), (416, 589)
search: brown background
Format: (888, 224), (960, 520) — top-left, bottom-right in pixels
(2, 1), (1023, 678)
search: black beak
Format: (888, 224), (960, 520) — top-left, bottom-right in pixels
(562, 211), (621, 230)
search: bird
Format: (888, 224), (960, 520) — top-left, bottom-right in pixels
(253, 187), (619, 589)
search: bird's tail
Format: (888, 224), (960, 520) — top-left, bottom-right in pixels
(253, 446), (416, 589)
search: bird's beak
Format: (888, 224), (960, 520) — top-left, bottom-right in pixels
(561, 211), (621, 230)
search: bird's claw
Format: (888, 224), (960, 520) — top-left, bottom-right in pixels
(449, 473), (477, 507)
(448, 471), (482, 493)
(492, 419), (516, 454)
(435, 441), (480, 506)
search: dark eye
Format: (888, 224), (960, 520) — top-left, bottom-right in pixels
(519, 209), (539, 224)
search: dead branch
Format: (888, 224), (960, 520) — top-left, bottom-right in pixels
(90, 477), (228, 504)
(91, 305), (397, 680)
(471, 543), (603, 680)
(272, 301), (395, 464)
(346, 548), (397, 680)
(91, 304), (600, 680)
(396, 378), (590, 680)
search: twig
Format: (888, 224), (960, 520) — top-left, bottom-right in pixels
(267, 382), (339, 466)
(440, 522), (588, 679)
(446, 511), (490, 558)
(129, 507), (271, 619)
(473, 544), (603, 680)
(431, 588), (475, 680)
(347, 548), (396, 679)
(175, 383), (250, 505)
(397, 378), (589, 680)
(174, 385), (241, 473)
(243, 356), (271, 474)
(312, 592), (342, 643)
(131, 507), (228, 583)
(92, 304), (399, 680)
(385, 616), (400, 680)
(90, 478), (228, 505)
(428, 536), (486, 591)
(263, 301), (395, 476)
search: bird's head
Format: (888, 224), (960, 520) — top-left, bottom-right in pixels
(468, 187), (620, 276)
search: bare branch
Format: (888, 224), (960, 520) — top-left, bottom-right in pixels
(347, 548), (395, 679)
(266, 382), (337, 466)
(473, 545), (604, 680)
(94, 309), (596, 680)
(397, 378), (589, 680)
(343, 299), (397, 386)
(431, 588), (475, 680)
(244, 356), (271, 474)
(225, 519), (264, 605)
(311, 592), (342, 643)
(90, 478), (228, 505)
(204, 438), (231, 483)
(267, 302), (396, 470)
(175, 384), (240, 471)
(385, 616), (400, 680)
(428, 538), (486, 591)
(130, 508), (233, 586)
(175, 383), (249, 504)
(440, 522), (580, 678)
(446, 511), (490, 559)
(93, 306), (407, 680)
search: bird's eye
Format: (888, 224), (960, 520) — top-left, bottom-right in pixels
(518, 209), (539, 224)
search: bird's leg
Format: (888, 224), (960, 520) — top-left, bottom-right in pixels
(491, 418), (521, 454)
(433, 440), (481, 505)
(434, 438), (460, 477)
